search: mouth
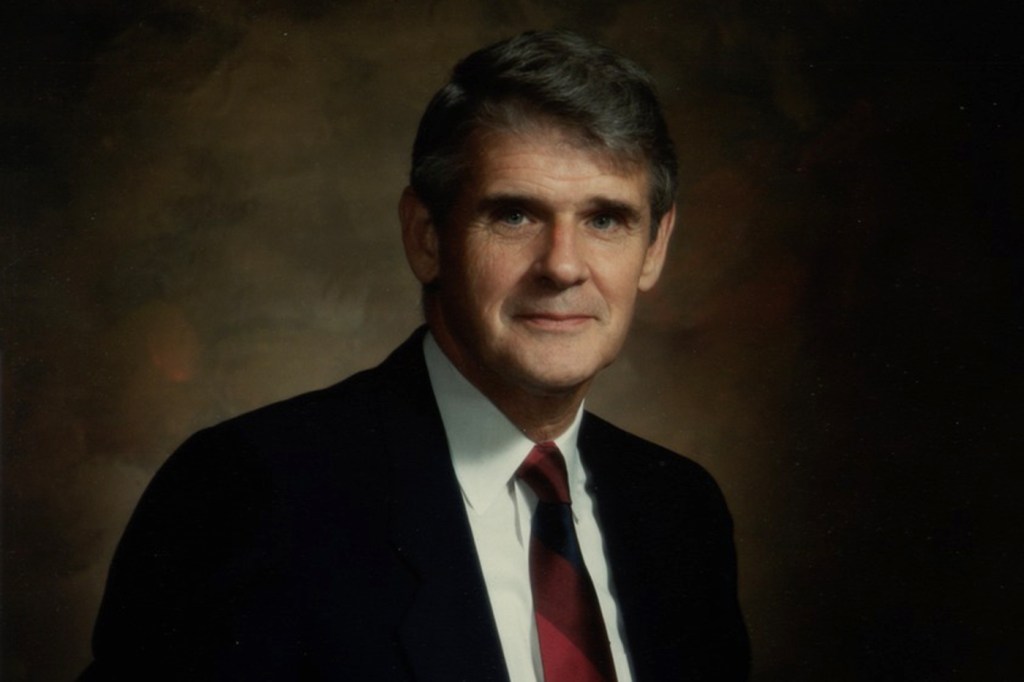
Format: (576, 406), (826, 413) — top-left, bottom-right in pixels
(514, 312), (595, 331)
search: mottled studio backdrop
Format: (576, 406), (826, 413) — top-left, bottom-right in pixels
(3, 1), (1021, 680)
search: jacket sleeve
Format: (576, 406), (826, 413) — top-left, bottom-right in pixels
(79, 426), (297, 681)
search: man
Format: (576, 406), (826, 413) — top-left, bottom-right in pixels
(82, 30), (749, 681)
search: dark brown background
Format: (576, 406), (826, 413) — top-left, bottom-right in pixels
(3, 1), (1021, 680)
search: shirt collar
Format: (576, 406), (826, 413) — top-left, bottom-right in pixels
(423, 332), (585, 515)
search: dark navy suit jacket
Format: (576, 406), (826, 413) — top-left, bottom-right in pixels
(82, 328), (749, 680)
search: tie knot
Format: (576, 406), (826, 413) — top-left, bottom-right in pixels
(516, 442), (571, 504)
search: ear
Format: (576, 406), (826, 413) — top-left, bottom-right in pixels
(399, 187), (440, 285)
(638, 202), (676, 292)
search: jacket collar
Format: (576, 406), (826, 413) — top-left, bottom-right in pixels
(376, 327), (511, 682)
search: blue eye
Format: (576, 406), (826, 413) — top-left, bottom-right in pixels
(500, 209), (528, 226)
(591, 214), (618, 230)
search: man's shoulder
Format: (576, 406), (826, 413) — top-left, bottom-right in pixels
(580, 411), (712, 476)
(174, 368), (368, 466)
(187, 329), (428, 458)
(154, 327), (428, 491)
(218, 365), (380, 444)
(579, 411), (728, 511)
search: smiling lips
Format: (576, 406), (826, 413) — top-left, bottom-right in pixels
(514, 311), (596, 331)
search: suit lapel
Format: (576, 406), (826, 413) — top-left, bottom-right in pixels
(376, 330), (510, 682)
(579, 414), (673, 681)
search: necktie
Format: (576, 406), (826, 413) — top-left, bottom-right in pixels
(517, 442), (618, 682)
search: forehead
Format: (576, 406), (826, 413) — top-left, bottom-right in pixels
(460, 126), (650, 206)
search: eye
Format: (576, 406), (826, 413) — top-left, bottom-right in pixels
(590, 213), (620, 230)
(497, 208), (529, 227)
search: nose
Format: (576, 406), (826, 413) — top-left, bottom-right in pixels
(533, 219), (589, 288)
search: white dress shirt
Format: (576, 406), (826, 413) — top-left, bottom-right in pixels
(423, 333), (634, 682)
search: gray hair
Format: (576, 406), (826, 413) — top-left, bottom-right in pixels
(409, 29), (678, 237)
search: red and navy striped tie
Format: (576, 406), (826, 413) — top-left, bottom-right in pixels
(517, 442), (618, 682)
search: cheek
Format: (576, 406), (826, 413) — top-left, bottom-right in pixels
(443, 248), (510, 325)
(592, 255), (647, 307)
(465, 244), (525, 298)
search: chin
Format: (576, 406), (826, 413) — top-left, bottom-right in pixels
(506, 360), (604, 396)
(518, 378), (590, 398)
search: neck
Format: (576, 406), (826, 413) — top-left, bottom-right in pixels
(494, 388), (586, 443)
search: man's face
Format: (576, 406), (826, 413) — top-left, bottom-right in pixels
(402, 126), (674, 406)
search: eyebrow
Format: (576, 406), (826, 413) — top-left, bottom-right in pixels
(585, 198), (644, 224)
(476, 193), (645, 224)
